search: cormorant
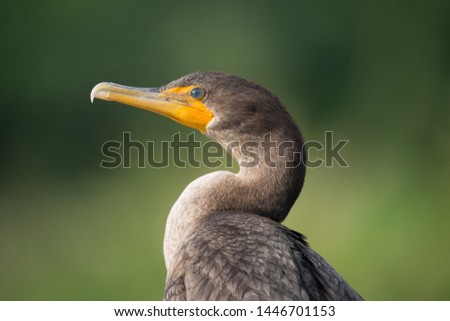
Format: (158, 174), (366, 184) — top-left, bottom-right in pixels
(91, 71), (363, 300)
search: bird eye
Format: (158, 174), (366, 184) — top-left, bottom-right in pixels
(190, 87), (206, 100)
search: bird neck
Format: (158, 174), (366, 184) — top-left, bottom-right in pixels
(164, 129), (306, 269)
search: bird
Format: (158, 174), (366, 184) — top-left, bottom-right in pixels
(91, 71), (363, 301)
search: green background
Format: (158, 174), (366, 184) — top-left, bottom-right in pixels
(1, 0), (449, 300)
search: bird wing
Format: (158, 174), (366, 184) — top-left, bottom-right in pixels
(286, 228), (363, 300)
(164, 274), (187, 301)
(165, 212), (362, 301)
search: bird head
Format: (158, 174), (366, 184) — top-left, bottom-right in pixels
(91, 71), (299, 145)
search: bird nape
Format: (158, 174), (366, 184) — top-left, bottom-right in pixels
(91, 71), (363, 301)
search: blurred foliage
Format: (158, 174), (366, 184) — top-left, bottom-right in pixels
(1, 0), (449, 300)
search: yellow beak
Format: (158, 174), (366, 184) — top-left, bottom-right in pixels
(90, 82), (214, 132)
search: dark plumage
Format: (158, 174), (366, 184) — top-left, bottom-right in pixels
(91, 71), (363, 301)
(166, 212), (362, 300)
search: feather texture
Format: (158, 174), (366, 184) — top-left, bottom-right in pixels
(165, 211), (362, 301)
